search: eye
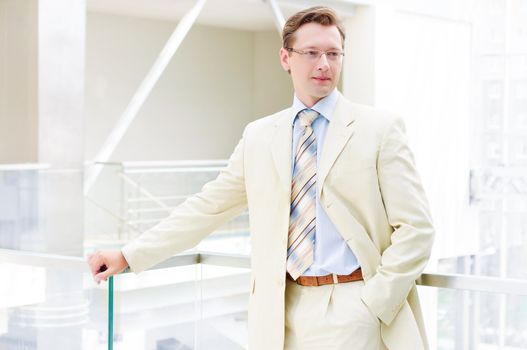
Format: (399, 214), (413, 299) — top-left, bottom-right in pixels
(327, 51), (340, 58)
(306, 50), (320, 58)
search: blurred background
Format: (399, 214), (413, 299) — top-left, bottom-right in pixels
(0, 0), (526, 349)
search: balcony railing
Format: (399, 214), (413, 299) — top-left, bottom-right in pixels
(2, 161), (527, 349)
(2, 248), (527, 349)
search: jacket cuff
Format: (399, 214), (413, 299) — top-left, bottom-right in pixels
(360, 275), (409, 325)
(121, 243), (147, 274)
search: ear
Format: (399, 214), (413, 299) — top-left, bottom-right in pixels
(279, 47), (290, 73)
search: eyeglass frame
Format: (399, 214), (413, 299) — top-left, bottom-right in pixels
(285, 47), (345, 62)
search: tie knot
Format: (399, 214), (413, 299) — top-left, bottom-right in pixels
(298, 109), (319, 127)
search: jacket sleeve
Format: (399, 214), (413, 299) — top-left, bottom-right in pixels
(121, 129), (248, 273)
(360, 116), (435, 325)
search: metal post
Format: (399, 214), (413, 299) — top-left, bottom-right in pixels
(266, 0), (285, 33)
(108, 275), (114, 350)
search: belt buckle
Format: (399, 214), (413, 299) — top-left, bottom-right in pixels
(332, 273), (339, 284)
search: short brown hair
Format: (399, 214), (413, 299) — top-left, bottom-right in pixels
(282, 6), (345, 49)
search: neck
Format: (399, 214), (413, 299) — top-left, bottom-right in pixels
(296, 90), (335, 108)
(297, 95), (322, 108)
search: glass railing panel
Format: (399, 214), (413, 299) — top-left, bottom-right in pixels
(432, 196), (527, 282)
(418, 285), (527, 350)
(106, 253), (251, 350)
(0, 261), (106, 349)
(108, 264), (201, 350)
(196, 264), (250, 350)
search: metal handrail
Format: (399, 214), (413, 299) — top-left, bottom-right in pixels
(0, 248), (89, 271)
(0, 163), (51, 170)
(1, 249), (527, 295)
(120, 160), (228, 168)
(417, 272), (527, 295)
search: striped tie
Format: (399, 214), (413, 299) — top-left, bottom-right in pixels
(287, 109), (319, 280)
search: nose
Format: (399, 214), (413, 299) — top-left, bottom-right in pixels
(316, 53), (330, 70)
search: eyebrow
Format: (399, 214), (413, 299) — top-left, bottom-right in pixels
(299, 46), (343, 51)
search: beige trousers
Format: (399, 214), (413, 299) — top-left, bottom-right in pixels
(284, 279), (387, 350)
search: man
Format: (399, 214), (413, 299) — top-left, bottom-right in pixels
(88, 6), (434, 350)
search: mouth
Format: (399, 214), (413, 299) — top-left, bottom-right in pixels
(312, 77), (331, 82)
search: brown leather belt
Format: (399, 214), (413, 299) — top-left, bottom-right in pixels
(287, 268), (363, 286)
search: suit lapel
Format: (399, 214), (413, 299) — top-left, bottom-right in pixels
(271, 109), (293, 194)
(317, 95), (356, 198)
(269, 95), (356, 197)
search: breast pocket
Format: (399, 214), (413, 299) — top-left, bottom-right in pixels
(326, 155), (379, 202)
(332, 156), (376, 180)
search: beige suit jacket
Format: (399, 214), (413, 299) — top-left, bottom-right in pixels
(122, 92), (435, 350)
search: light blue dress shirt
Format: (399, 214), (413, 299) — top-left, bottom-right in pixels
(290, 89), (360, 276)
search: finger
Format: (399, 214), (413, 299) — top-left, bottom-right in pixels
(87, 253), (97, 267)
(87, 252), (97, 262)
(95, 269), (111, 283)
(87, 255), (98, 276)
(89, 254), (107, 278)
(88, 255), (102, 277)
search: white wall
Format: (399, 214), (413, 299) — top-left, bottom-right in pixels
(253, 30), (293, 118)
(374, 3), (475, 260)
(344, 2), (476, 260)
(85, 12), (292, 162)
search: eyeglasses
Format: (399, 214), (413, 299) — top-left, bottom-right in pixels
(286, 48), (344, 62)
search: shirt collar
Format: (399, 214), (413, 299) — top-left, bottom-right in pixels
(290, 89), (339, 125)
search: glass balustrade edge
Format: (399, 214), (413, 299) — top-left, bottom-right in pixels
(2, 249), (527, 295)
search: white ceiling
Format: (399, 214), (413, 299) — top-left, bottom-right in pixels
(86, 0), (366, 31)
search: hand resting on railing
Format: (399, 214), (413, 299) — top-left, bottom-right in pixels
(87, 250), (128, 284)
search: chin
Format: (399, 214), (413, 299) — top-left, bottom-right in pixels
(313, 88), (333, 98)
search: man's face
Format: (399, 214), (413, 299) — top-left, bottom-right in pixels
(280, 23), (343, 107)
